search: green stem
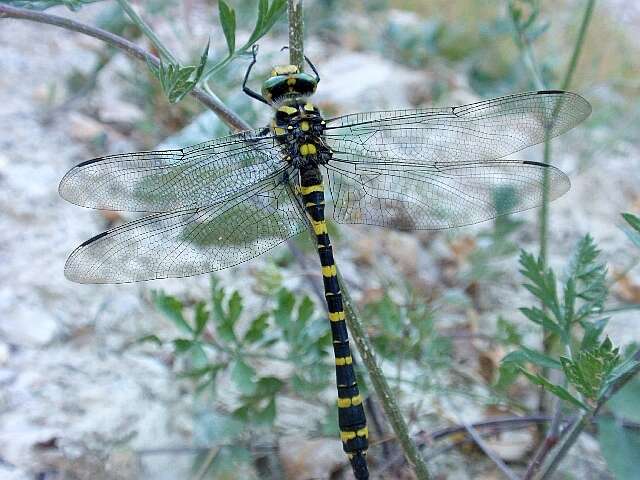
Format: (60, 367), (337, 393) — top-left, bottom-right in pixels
(340, 276), (432, 480)
(115, 0), (177, 63)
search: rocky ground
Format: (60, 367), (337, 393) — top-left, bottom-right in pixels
(1, 2), (639, 479)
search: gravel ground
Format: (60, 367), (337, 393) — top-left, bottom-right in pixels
(1, 3), (639, 479)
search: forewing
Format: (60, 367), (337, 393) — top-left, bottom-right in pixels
(65, 176), (305, 283)
(325, 159), (570, 230)
(59, 129), (287, 212)
(324, 91), (591, 165)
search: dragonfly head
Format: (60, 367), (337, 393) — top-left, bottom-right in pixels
(262, 65), (318, 103)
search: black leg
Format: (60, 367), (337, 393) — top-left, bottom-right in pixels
(280, 45), (320, 83)
(304, 55), (320, 83)
(243, 44), (269, 105)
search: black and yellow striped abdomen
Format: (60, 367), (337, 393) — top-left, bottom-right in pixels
(299, 166), (369, 479)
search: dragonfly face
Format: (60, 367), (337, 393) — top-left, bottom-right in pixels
(261, 64), (318, 103)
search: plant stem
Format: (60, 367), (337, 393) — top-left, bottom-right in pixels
(0, 4), (250, 132)
(462, 422), (520, 480)
(287, 0), (304, 69)
(115, 0), (177, 63)
(534, 413), (588, 480)
(340, 276), (432, 479)
(539, 0), (595, 265)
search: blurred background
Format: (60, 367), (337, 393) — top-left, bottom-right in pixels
(1, 0), (639, 478)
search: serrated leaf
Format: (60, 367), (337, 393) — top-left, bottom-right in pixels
(231, 359), (256, 395)
(243, 312), (269, 344)
(597, 416), (640, 479)
(519, 367), (590, 410)
(502, 347), (561, 370)
(153, 291), (192, 334)
(218, 0), (236, 55)
(561, 338), (620, 400)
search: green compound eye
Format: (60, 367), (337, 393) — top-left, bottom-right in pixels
(261, 72), (317, 102)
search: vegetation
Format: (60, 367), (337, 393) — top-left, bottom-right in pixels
(2, 0), (639, 478)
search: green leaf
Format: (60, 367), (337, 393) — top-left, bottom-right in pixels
(519, 367), (590, 410)
(231, 359), (256, 395)
(519, 250), (562, 322)
(147, 41), (210, 104)
(622, 213), (640, 249)
(597, 416), (640, 479)
(274, 289), (295, 329)
(194, 301), (209, 336)
(245, 0), (287, 47)
(520, 306), (564, 338)
(502, 347), (562, 370)
(227, 291), (243, 325)
(135, 334), (163, 346)
(212, 288), (238, 343)
(297, 296), (315, 326)
(561, 337), (620, 400)
(254, 376), (285, 396)
(243, 312), (269, 344)
(622, 212), (640, 233)
(153, 291), (192, 334)
(173, 338), (194, 353)
(218, 0), (236, 55)
(580, 317), (609, 351)
(602, 354), (640, 397)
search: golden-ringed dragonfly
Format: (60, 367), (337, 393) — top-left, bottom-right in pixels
(59, 45), (591, 479)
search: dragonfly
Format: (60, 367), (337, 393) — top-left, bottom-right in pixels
(59, 45), (591, 479)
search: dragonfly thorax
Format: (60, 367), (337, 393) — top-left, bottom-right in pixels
(271, 99), (331, 168)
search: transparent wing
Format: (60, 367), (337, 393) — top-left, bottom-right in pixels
(59, 129), (288, 212)
(65, 174), (306, 283)
(324, 159), (570, 230)
(324, 91), (591, 165)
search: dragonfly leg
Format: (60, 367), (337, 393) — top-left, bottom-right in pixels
(243, 44), (270, 105)
(304, 55), (320, 83)
(281, 45), (320, 83)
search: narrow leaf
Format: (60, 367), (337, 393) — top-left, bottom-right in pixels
(519, 367), (590, 410)
(218, 0), (236, 54)
(502, 347), (562, 370)
(622, 212), (640, 233)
